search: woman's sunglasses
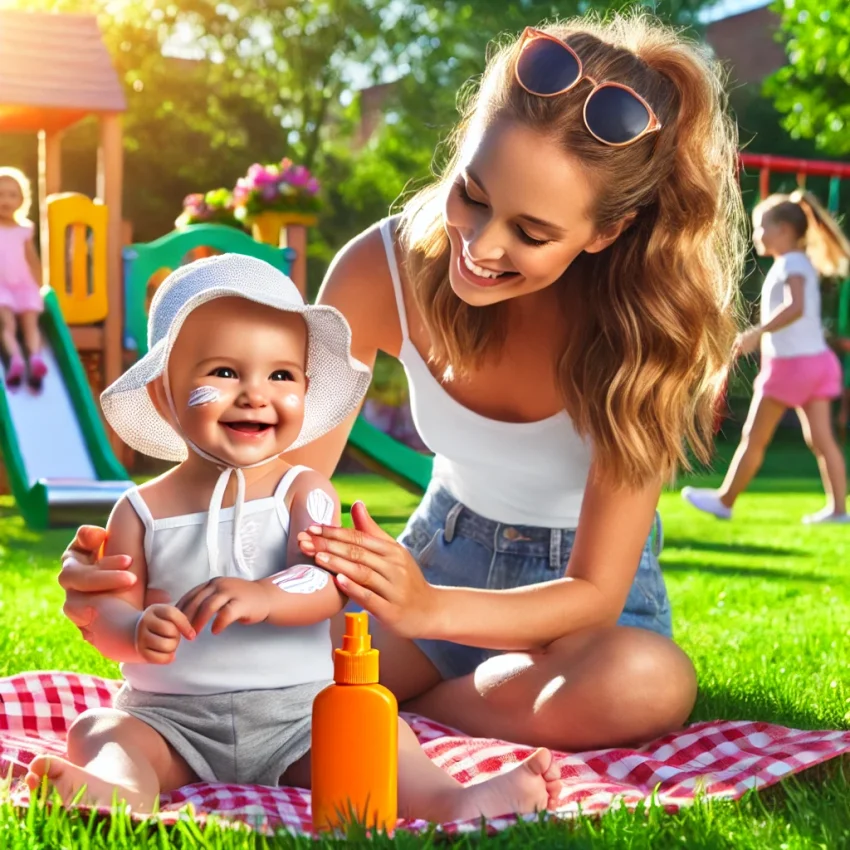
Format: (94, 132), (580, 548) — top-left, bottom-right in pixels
(514, 28), (662, 148)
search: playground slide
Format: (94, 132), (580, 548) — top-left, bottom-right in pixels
(0, 289), (132, 529)
(347, 415), (433, 495)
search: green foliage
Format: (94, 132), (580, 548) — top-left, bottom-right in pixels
(765, 0), (850, 156)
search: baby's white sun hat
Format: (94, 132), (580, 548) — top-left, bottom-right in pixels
(100, 254), (372, 578)
(101, 253), (371, 461)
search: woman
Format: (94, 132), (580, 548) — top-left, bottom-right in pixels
(59, 13), (744, 753)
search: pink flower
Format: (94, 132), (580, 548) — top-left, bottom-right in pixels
(306, 177), (319, 195)
(261, 184), (278, 201)
(286, 165), (310, 187)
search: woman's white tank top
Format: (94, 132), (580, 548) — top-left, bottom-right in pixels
(120, 465), (333, 695)
(379, 220), (591, 528)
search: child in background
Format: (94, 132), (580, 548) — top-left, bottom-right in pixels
(683, 190), (850, 524)
(27, 255), (562, 820)
(0, 167), (46, 389)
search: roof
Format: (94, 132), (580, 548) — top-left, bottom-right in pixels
(0, 10), (126, 133)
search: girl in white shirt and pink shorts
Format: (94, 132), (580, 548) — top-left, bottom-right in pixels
(683, 190), (850, 524)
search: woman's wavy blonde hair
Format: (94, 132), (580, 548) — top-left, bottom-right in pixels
(397, 12), (745, 487)
(757, 190), (850, 279)
(0, 167), (33, 224)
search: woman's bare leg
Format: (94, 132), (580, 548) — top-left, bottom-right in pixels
(366, 620), (696, 752)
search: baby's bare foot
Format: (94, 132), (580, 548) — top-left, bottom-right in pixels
(446, 747), (561, 821)
(25, 755), (152, 811)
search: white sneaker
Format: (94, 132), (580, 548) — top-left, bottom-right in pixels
(681, 487), (732, 520)
(802, 507), (850, 525)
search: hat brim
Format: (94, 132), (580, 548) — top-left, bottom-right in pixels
(101, 290), (371, 462)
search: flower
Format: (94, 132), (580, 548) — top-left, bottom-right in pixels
(231, 158), (322, 218)
(175, 188), (245, 230)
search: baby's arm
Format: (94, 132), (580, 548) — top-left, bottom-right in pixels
(262, 471), (347, 627)
(83, 497), (148, 662)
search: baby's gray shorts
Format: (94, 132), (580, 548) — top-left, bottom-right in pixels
(114, 679), (330, 786)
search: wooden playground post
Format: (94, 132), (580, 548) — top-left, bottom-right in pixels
(97, 113), (124, 394)
(37, 129), (63, 285)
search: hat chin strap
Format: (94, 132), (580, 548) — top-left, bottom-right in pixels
(163, 376), (283, 580)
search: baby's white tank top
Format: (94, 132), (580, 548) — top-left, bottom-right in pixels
(120, 465), (333, 695)
(380, 219), (592, 527)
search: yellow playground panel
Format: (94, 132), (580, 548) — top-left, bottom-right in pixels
(47, 194), (110, 326)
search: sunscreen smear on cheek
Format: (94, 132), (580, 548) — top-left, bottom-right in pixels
(188, 386), (222, 407)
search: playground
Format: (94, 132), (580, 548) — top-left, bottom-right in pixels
(1, 5), (850, 849)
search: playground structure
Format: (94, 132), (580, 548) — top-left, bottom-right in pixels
(0, 9), (126, 396)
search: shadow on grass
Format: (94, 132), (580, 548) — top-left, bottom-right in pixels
(660, 559), (832, 582)
(662, 537), (801, 557)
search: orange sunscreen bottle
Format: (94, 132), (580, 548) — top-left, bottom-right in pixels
(311, 612), (398, 832)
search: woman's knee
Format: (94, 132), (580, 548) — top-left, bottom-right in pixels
(546, 627), (697, 731)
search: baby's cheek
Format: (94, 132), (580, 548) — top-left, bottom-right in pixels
(283, 393), (303, 412)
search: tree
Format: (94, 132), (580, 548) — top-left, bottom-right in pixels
(765, 0), (850, 157)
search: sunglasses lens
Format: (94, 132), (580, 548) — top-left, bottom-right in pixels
(585, 85), (651, 145)
(516, 37), (580, 95)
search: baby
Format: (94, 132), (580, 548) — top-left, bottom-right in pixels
(27, 255), (561, 822)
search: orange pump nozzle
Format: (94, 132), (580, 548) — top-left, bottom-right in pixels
(333, 612), (379, 684)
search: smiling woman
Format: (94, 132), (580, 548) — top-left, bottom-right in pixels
(61, 11), (745, 759)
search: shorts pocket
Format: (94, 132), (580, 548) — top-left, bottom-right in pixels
(623, 545), (670, 618)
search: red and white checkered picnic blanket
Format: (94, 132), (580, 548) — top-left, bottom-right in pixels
(2, 672), (849, 835)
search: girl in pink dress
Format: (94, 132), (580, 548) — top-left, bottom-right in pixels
(0, 167), (47, 389)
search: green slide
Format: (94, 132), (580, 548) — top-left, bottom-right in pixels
(0, 289), (133, 529)
(347, 415), (433, 495)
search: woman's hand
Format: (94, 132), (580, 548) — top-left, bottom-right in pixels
(297, 502), (440, 639)
(59, 526), (136, 636)
(734, 327), (761, 358)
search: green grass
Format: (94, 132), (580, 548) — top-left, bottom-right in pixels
(1, 435), (849, 847)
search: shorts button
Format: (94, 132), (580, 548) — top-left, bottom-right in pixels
(503, 527), (519, 540)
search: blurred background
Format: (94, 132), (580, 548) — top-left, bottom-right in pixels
(1, 0), (847, 445)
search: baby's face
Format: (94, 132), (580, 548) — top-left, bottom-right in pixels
(165, 297), (308, 466)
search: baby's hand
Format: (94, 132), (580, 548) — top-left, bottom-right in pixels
(135, 604), (196, 664)
(177, 578), (271, 636)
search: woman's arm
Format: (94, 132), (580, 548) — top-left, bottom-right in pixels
(283, 222), (401, 477)
(300, 467), (662, 652)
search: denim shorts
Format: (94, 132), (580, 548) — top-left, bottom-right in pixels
(397, 484), (672, 681)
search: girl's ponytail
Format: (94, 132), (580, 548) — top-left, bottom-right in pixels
(789, 189), (850, 278)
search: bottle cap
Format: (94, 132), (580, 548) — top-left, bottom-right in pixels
(333, 612), (379, 684)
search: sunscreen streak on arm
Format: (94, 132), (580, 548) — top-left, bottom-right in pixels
(306, 489), (336, 525)
(272, 565), (329, 594)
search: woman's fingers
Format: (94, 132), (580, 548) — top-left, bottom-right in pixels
(58, 559), (136, 593)
(350, 502), (395, 541)
(334, 574), (391, 620)
(300, 534), (393, 577)
(65, 525), (108, 559)
(314, 552), (392, 598)
(299, 525), (393, 559)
